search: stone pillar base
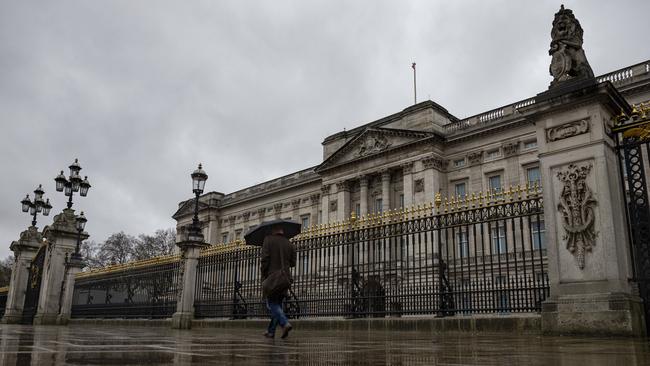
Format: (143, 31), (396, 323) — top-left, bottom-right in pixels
(56, 314), (70, 326)
(171, 312), (194, 329)
(32, 313), (60, 326)
(541, 293), (646, 336)
(1, 312), (23, 324)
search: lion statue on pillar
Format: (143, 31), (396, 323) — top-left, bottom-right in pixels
(548, 5), (594, 88)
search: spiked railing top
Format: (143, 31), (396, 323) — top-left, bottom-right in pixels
(291, 183), (542, 239)
(75, 253), (182, 279)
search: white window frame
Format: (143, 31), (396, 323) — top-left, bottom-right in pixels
(491, 225), (506, 254)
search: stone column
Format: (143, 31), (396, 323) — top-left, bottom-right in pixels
(381, 170), (391, 212)
(402, 163), (414, 208)
(291, 199), (301, 222)
(171, 238), (210, 329)
(359, 176), (369, 217)
(34, 208), (87, 325)
(274, 203), (283, 220)
(309, 193), (320, 227)
(336, 181), (351, 222)
(1, 227), (42, 324)
(320, 185), (331, 224)
(532, 82), (645, 336)
(56, 255), (84, 325)
(422, 157), (445, 204)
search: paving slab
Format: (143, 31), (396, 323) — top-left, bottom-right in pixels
(0, 324), (649, 365)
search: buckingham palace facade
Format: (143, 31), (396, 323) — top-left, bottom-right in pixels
(173, 59), (650, 246)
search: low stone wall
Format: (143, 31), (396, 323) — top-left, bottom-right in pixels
(69, 314), (541, 334)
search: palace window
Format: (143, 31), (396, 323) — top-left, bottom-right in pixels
(235, 230), (242, 240)
(527, 167), (541, 187)
(375, 198), (383, 213)
(221, 233), (229, 243)
(488, 174), (502, 192)
(531, 219), (546, 250)
(355, 203), (361, 217)
(457, 230), (469, 258)
(524, 139), (538, 149)
(301, 215), (310, 230)
(399, 194), (404, 209)
(486, 149), (501, 159)
(491, 225), (506, 254)
(453, 158), (466, 168)
(454, 182), (466, 198)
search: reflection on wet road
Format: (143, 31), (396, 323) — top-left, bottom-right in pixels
(0, 324), (649, 365)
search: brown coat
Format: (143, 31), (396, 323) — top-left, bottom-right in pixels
(260, 234), (297, 282)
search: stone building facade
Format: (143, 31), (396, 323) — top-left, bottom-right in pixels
(173, 60), (650, 245)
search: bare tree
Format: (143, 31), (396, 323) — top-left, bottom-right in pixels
(0, 256), (14, 287)
(80, 240), (107, 269)
(133, 228), (176, 260)
(98, 231), (136, 265)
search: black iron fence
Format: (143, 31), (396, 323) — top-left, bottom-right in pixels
(71, 255), (180, 319)
(195, 188), (548, 319)
(69, 187), (548, 320)
(0, 287), (7, 319)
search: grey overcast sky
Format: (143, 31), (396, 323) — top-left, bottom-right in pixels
(1, 1), (648, 258)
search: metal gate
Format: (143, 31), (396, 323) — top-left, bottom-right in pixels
(613, 104), (650, 332)
(21, 245), (46, 324)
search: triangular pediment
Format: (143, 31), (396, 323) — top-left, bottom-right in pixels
(172, 200), (210, 220)
(316, 127), (436, 172)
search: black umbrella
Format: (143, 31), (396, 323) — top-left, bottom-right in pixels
(244, 219), (302, 246)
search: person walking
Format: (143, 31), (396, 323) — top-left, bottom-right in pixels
(260, 224), (296, 339)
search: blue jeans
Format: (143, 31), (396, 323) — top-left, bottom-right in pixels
(266, 299), (288, 335)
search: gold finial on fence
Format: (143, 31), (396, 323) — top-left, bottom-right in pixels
(631, 104), (640, 119)
(434, 192), (442, 210)
(616, 109), (628, 124)
(443, 197), (449, 213)
(533, 181), (540, 196)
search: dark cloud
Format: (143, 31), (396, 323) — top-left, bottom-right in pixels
(1, 0), (648, 258)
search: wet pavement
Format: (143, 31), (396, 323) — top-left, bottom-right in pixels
(0, 324), (649, 365)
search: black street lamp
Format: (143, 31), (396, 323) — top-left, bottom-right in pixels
(20, 184), (53, 227)
(71, 211), (87, 260)
(55, 158), (91, 209)
(189, 163), (208, 242)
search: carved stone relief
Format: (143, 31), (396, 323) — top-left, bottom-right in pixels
(273, 203), (283, 213)
(546, 119), (590, 142)
(242, 212), (250, 221)
(357, 135), (391, 157)
(502, 141), (520, 157)
(321, 184), (331, 194)
(414, 179), (425, 193)
(329, 200), (338, 212)
(291, 199), (301, 210)
(556, 163), (598, 270)
(336, 181), (350, 192)
(422, 156), (448, 170)
(467, 151), (483, 166)
(309, 193), (321, 205)
(402, 162), (414, 174)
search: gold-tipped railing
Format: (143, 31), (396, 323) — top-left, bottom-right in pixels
(293, 182), (542, 240)
(75, 182), (542, 277)
(75, 253), (182, 279)
(0, 286), (8, 293)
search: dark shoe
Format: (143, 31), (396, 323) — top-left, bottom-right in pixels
(280, 323), (292, 339)
(263, 332), (275, 338)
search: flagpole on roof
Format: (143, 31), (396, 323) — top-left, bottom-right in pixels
(412, 62), (417, 105)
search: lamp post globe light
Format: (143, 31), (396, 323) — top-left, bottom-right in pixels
(54, 158), (91, 209)
(20, 184), (53, 227)
(189, 163), (208, 242)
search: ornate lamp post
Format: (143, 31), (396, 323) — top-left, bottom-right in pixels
(189, 163), (208, 242)
(71, 211), (87, 260)
(54, 159), (91, 209)
(20, 184), (53, 227)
